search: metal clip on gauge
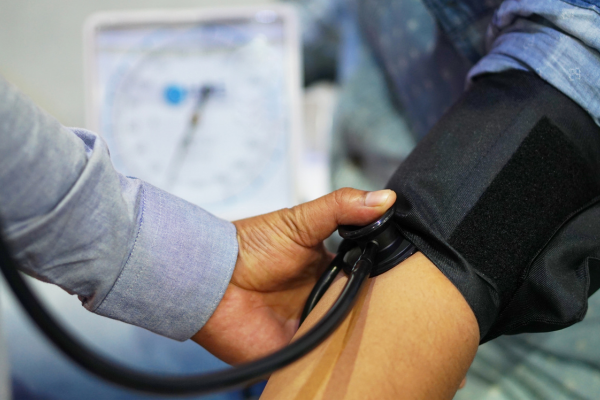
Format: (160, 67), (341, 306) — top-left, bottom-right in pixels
(0, 208), (415, 396)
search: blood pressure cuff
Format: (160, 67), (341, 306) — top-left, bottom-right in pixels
(386, 70), (600, 343)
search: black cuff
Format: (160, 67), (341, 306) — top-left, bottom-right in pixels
(387, 70), (600, 342)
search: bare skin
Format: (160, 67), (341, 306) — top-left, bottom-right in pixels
(260, 252), (479, 400)
(192, 188), (397, 364)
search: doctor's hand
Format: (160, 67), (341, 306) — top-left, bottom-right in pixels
(191, 188), (396, 364)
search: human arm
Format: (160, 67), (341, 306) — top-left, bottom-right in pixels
(260, 252), (478, 400)
(327, 0), (600, 342)
(0, 74), (397, 359)
(260, 63), (600, 398)
(254, 2), (600, 397)
(0, 75), (231, 340)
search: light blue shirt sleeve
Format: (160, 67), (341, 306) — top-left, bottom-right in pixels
(468, 0), (600, 126)
(0, 75), (238, 341)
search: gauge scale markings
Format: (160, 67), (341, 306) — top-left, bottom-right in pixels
(109, 27), (286, 206)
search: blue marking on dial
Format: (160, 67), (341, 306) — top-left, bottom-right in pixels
(164, 85), (187, 105)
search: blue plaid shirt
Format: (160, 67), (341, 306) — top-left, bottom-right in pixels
(363, 0), (600, 137)
(294, 0), (600, 188)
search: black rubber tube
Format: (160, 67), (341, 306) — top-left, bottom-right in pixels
(299, 254), (343, 325)
(0, 234), (376, 396)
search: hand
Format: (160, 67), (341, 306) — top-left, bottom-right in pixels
(191, 188), (396, 364)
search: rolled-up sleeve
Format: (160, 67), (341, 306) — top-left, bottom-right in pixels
(0, 75), (237, 341)
(468, 0), (600, 126)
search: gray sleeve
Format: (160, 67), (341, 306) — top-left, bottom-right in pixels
(0, 75), (238, 341)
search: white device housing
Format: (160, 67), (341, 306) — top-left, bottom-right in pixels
(83, 5), (303, 220)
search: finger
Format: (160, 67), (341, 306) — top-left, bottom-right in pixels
(458, 376), (467, 389)
(284, 188), (396, 247)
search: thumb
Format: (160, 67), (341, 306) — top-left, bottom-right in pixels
(284, 188), (396, 247)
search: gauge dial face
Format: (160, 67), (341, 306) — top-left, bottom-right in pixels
(94, 14), (297, 219)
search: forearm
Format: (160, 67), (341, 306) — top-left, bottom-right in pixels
(0, 75), (238, 340)
(260, 252), (479, 400)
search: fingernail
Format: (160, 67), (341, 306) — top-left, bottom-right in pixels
(365, 190), (392, 207)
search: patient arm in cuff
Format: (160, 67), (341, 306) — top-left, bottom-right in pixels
(260, 252), (479, 400)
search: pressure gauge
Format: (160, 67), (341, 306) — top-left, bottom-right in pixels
(84, 6), (302, 220)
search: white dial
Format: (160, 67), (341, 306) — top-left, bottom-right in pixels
(108, 29), (288, 208)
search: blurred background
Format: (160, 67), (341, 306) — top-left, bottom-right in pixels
(1, 0), (274, 128)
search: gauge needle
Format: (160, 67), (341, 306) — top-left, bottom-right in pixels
(165, 85), (214, 189)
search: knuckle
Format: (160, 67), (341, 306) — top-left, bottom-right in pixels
(333, 187), (354, 208)
(282, 206), (306, 238)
